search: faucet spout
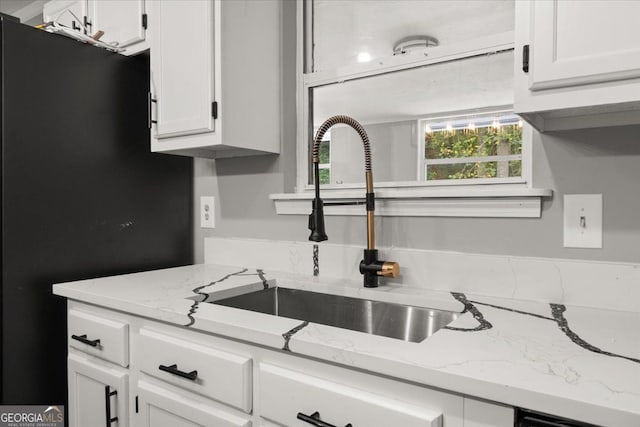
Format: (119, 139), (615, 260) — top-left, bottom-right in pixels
(308, 115), (399, 287)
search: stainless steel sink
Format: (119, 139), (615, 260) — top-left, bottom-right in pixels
(211, 287), (459, 343)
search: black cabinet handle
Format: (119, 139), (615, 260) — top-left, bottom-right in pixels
(297, 411), (352, 427)
(148, 93), (157, 128)
(104, 386), (118, 426)
(71, 334), (101, 347)
(158, 364), (198, 381)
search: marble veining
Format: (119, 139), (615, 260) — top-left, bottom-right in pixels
(471, 298), (554, 321)
(237, 268), (270, 289)
(186, 268), (270, 326)
(444, 292), (492, 332)
(313, 244), (319, 277)
(53, 260), (640, 426)
(282, 321), (310, 352)
(451, 292), (640, 365)
(550, 304), (640, 365)
(204, 237), (640, 313)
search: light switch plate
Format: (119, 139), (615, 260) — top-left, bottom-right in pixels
(563, 194), (602, 248)
(200, 196), (215, 229)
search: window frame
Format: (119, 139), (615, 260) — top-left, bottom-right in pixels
(275, 0), (551, 219)
(296, 1), (527, 194)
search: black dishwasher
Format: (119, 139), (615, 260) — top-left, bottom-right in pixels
(515, 409), (601, 427)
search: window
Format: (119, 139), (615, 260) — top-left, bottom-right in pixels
(270, 0), (550, 219)
(422, 112), (523, 184)
(300, 0), (522, 192)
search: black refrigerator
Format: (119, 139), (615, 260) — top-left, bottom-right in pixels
(0, 18), (193, 407)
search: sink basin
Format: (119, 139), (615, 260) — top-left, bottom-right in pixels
(211, 287), (459, 343)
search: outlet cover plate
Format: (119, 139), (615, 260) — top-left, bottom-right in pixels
(563, 194), (602, 248)
(200, 196), (215, 229)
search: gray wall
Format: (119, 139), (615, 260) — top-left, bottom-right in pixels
(331, 120), (417, 184)
(194, 1), (640, 264)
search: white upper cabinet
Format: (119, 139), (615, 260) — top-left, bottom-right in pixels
(514, 0), (640, 131)
(87, 0), (146, 49)
(151, 0), (215, 139)
(527, 0), (640, 90)
(43, 0), (87, 31)
(148, 0), (282, 158)
(43, 0), (148, 54)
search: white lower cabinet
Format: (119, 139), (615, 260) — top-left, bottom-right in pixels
(463, 397), (514, 427)
(66, 301), (514, 427)
(134, 327), (253, 413)
(259, 363), (442, 427)
(68, 352), (129, 427)
(135, 380), (251, 427)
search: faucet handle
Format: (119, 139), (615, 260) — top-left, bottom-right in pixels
(378, 261), (400, 278)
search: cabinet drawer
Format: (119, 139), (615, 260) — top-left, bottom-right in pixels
(259, 363), (442, 427)
(137, 380), (251, 427)
(134, 328), (252, 413)
(68, 308), (129, 367)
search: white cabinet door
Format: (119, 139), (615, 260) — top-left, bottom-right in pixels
(43, 0), (88, 31)
(135, 380), (251, 427)
(151, 0), (215, 139)
(87, 0), (145, 48)
(528, 0), (640, 91)
(68, 353), (129, 427)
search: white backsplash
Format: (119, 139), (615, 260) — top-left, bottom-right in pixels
(204, 237), (640, 313)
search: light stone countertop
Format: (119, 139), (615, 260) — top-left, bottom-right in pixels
(53, 263), (640, 426)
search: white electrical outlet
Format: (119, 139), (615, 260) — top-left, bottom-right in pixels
(563, 194), (602, 248)
(200, 196), (215, 229)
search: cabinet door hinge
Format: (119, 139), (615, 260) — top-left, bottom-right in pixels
(212, 101), (218, 119)
(142, 13), (148, 29)
(522, 44), (530, 73)
(135, 395), (139, 413)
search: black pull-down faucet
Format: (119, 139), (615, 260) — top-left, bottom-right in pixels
(308, 115), (400, 287)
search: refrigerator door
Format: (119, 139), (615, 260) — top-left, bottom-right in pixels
(1, 19), (192, 406)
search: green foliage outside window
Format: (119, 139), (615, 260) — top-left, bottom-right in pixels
(318, 140), (330, 184)
(319, 168), (330, 184)
(425, 124), (522, 181)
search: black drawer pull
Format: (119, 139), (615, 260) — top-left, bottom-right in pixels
(104, 386), (117, 426)
(71, 334), (101, 347)
(297, 411), (352, 427)
(158, 364), (198, 381)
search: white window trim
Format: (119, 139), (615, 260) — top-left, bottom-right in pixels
(269, 1), (552, 218)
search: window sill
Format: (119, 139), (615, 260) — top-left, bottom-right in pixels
(269, 187), (553, 218)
